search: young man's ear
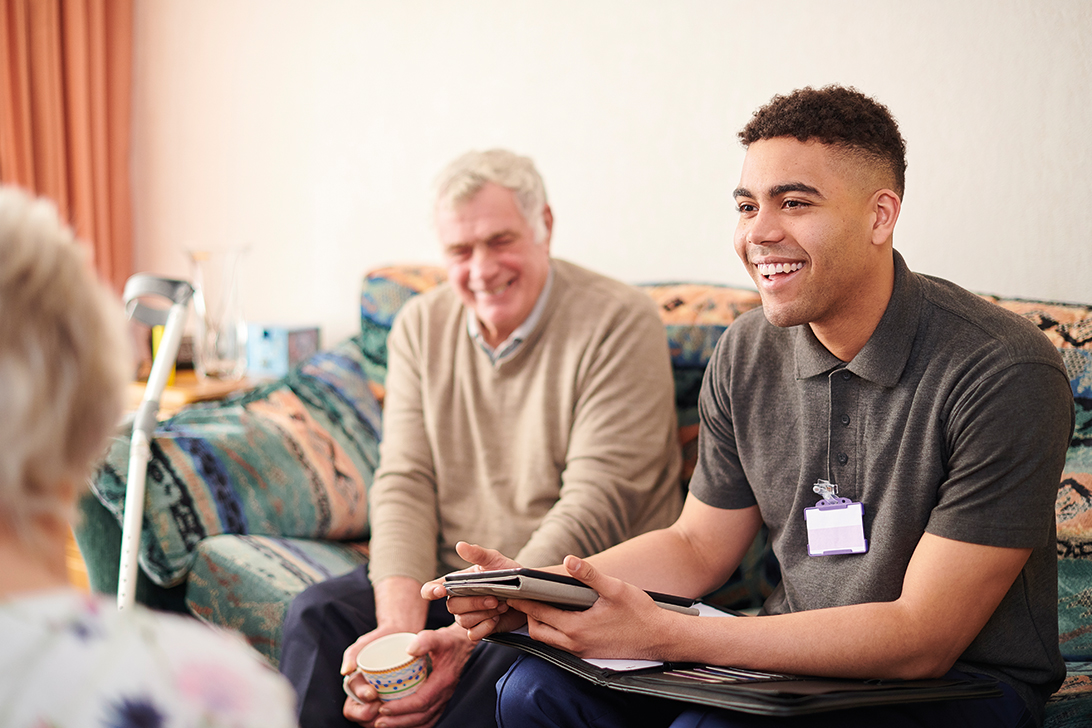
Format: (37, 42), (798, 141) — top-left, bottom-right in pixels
(871, 190), (901, 245)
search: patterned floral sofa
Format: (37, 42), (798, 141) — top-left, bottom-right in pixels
(76, 264), (1092, 726)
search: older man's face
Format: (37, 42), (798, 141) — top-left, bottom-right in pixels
(437, 182), (552, 349)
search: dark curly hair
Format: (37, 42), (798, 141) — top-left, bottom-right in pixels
(738, 85), (907, 197)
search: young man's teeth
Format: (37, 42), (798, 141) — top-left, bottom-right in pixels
(757, 262), (804, 276)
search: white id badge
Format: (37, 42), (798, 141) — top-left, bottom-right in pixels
(804, 500), (868, 556)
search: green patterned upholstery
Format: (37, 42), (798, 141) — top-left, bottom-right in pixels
(985, 301), (1092, 659)
(1050, 661), (1092, 727)
(77, 265), (1092, 722)
(1056, 344), (1092, 664)
(185, 535), (369, 665)
(89, 336), (381, 587)
(358, 266), (449, 397)
(978, 297), (1092, 727)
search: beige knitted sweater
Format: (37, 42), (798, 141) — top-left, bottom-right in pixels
(367, 259), (683, 585)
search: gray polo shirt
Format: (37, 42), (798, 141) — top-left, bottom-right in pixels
(689, 251), (1072, 722)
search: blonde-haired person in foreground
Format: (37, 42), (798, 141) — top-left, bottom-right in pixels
(0, 187), (299, 727)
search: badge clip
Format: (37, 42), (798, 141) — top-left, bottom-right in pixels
(804, 479), (868, 556)
(811, 479), (847, 506)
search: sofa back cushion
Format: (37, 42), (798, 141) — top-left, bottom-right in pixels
(355, 266), (775, 608)
(986, 297), (1092, 660)
(359, 266), (449, 400)
(636, 283), (763, 486)
(357, 266), (762, 448)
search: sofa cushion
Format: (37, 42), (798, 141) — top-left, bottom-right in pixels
(359, 266), (449, 398)
(989, 298), (1092, 663)
(91, 336), (382, 587)
(185, 535), (369, 666)
(639, 283), (763, 368)
(637, 283), (763, 484)
(1046, 660), (1092, 727)
(1054, 345), (1092, 660)
(357, 267), (766, 417)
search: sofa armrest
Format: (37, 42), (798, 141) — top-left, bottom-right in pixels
(86, 335), (382, 588)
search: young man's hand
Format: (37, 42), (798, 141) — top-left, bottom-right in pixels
(509, 554), (676, 661)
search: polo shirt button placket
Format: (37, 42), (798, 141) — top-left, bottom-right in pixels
(829, 367), (858, 493)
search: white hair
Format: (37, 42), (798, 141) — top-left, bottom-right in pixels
(0, 186), (131, 547)
(433, 149), (550, 243)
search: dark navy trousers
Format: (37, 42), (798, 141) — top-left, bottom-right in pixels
(495, 654), (1035, 728)
(279, 564), (519, 728)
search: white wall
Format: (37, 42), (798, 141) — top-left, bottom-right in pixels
(130, 0), (1092, 345)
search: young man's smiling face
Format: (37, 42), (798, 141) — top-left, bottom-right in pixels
(733, 137), (898, 356)
(437, 182), (552, 349)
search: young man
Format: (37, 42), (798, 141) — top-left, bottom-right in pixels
(278, 149), (683, 728)
(435, 87), (1073, 727)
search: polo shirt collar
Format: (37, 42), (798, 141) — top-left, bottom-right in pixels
(793, 250), (921, 387)
(467, 263), (554, 364)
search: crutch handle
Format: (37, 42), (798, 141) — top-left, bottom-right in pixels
(123, 274), (193, 327)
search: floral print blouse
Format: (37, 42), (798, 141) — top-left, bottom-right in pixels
(0, 589), (297, 727)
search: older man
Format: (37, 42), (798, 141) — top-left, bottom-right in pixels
(278, 149), (683, 728)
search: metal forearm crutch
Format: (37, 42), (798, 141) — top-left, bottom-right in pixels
(118, 274), (193, 611)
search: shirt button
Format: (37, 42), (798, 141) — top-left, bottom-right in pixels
(840, 414), (850, 426)
(837, 452), (849, 465)
(841, 371), (852, 381)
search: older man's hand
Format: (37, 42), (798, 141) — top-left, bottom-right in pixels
(420, 542), (530, 641)
(342, 625), (476, 728)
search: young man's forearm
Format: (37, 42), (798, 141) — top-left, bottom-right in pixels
(586, 499), (762, 598)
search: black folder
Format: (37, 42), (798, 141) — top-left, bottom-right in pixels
(485, 631), (1002, 717)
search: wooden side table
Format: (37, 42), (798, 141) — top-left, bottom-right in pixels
(125, 370), (254, 419)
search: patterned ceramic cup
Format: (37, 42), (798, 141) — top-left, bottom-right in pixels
(343, 632), (428, 703)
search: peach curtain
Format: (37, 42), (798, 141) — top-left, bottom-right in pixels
(0, 0), (133, 292)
